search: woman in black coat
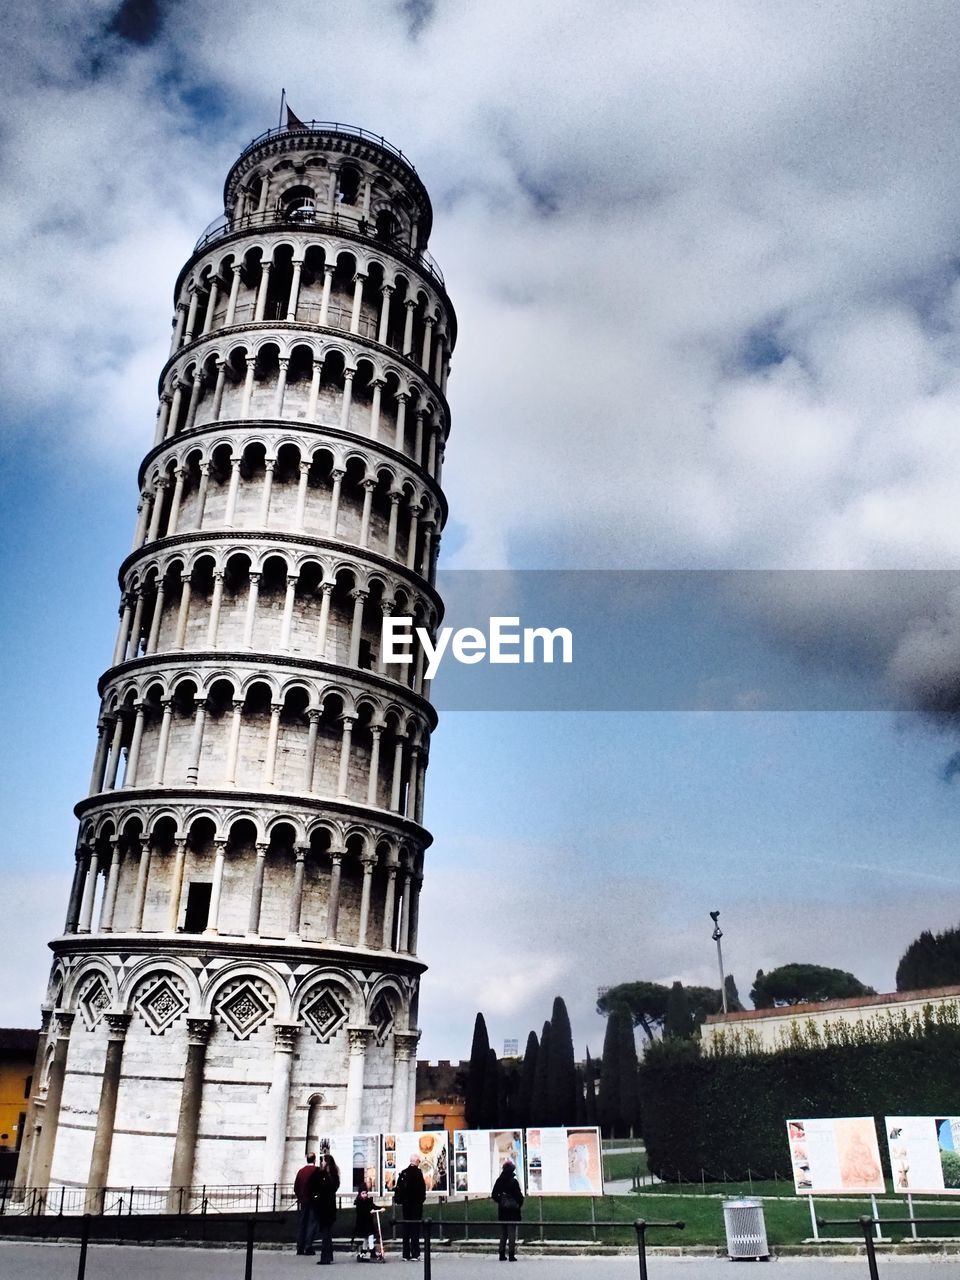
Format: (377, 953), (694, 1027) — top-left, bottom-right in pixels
(309, 1153), (341, 1265)
(491, 1159), (524, 1261)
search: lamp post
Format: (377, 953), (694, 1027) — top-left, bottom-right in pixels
(710, 910), (728, 1014)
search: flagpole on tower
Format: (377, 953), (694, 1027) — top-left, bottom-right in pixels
(278, 88), (286, 129)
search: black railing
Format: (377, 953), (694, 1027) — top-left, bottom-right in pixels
(238, 122), (416, 170)
(634, 1219), (685, 1280)
(192, 207), (445, 291)
(818, 1212), (960, 1279)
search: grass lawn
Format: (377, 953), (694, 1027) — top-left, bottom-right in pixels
(430, 1191), (960, 1248)
(602, 1150), (650, 1181)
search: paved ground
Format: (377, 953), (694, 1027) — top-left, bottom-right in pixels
(3, 1242), (960, 1278)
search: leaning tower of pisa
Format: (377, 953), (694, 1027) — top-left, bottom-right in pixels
(17, 120), (453, 1202)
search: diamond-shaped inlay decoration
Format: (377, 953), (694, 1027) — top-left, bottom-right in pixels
(371, 995), (394, 1046)
(216, 980), (272, 1040)
(79, 976), (112, 1030)
(134, 975), (188, 1036)
(302, 985), (348, 1043)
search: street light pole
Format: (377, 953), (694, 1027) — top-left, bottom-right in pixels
(710, 911), (728, 1014)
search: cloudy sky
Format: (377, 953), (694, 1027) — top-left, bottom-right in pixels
(4, 0), (960, 1060)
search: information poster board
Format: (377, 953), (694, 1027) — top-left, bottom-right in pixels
(785, 1117), (884, 1195)
(314, 1133), (381, 1194)
(383, 1130), (449, 1194)
(886, 1116), (960, 1194)
(452, 1129), (525, 1195)
(525, 1126), (603, 1195)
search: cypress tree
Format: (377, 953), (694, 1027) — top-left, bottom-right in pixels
(724, 974), (744, 1012)
(597, 1008), (621, 1137)
(546, 996), (578, 1125)
(482, 1047), (501, 1128)
(617, 1007), (641, 1137)
(530, 1019), (551, 1127)
(517, 1029), (539, 1126)
(584, 1048), (598, 1126)
(664, 981), (694, 1039)
(465, 1012), (490, 1128)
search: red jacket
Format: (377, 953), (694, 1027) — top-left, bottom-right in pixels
(294, 1163), (316, 1205)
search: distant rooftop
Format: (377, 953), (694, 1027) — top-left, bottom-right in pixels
(704, 983), (960, 1025)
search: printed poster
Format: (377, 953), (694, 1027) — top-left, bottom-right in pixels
(786, 1116), (884, 1194)
(452, 1129), (525, 1195)
(886, 1116), (960, 1194)
(525, 1126), (603, 1195)
(314, 1133), (381, 1194)
(383, 1130), (449, 1195)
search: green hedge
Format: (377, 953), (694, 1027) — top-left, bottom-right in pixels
(639, 1011), (960, 1182)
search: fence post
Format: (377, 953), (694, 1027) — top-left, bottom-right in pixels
(59, 1185), (65, 1217)
(538, 1194), (544, 1242)
(0, 1181), (6, 1216)
(77, 1214), (91, 1280)
(272, 1182), (277, 1212)
(634, 1219), (649, 1280)
(254, 1184), (260, 1214)
(129, 1186), (134, 1215)
(244, 1217), (255, 1280)
(422, 1218), (432, 1280)
(907, 1192), (918, 1240)
(860, 1215), (880, 1280)
(590, 1195), (597, 1242)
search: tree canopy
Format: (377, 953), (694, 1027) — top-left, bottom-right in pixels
(598, 978), (735, 1037)
(897, 925), (960, 992)
(750, 963), (875, 1007)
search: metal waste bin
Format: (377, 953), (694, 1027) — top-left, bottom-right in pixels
(722, 1197), (769, 1260)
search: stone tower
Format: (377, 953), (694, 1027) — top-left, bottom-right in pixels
(17, 120), (453, 1203)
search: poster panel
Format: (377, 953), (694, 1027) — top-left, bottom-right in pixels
(452, 1129), (525, 1195)
(383, 1130), (449, 1195)
(525, 1127), (603, 1195)
(886, 1116), (960, 1194)
(785, 1117), (884, 1195)
(313, 1134), (381, 1195)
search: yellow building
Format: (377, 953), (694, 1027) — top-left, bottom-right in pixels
(0, 1029), (39, 1179)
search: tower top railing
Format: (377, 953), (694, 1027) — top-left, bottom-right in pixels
(237, 122), (417, 171)
(191, 207), (445, 290)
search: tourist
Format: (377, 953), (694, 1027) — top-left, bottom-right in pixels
(294, 1153), (317, 1256)
(491, 1159), (524, 1262)
(310, 1152), (341, 1265)
(393, 1153), (427, 1260)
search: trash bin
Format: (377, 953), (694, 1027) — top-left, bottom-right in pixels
(722, 1197), (769, 1260)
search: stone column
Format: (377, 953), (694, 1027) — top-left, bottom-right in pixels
(166, 837), (187, 931)
(225, 698), (243, 784)
(286, 258), (303, 320)
(174, 573), (192, 649)
(288, 846), (307, 937)
(28, 1010), (75, 1192)
(349, 273), (366, 334)
(224, 263), (242, 327)
(397, 864), (411, 952)
(124, 589), (146, 661)
(381, 861), (399, 949)
(315, 581), (334, 657)
(357, 851), (376, 947)
(124, 702), (147, 788)
(348, 590), (367, 667)
(185, 698), (208, 785)
(254, 260), (272, 321)
(262, 702), (283, 786)
(407, 873), (423, 954)
(405, 746), (421, 819)
(339, 368), (355, 431)
(89, 719), (110, 795)
(182, 287), (200, 343)
(64, 847), (88, 933)
(390, 1032), (419, 1131)
(358, 478), (376, 548)
(183, 371), (202, 433)
(393, 392), (408, 452)
(201, 276), (221, 335)
(145, 580), (166, 654)
(273, 356), (289, 417)
(366, 726), (383, 804)
(259, 458), (276, 526)
(247, 842), (268, 935)
(318, 264), (335, 326)
(406, 505), (421, 572)
(239, 357), (256, 418)
(327, 469), (344, 535)
(378, 601), (395, 675)
(378, 284), (394, 344)
(86, 1012), (132, 1202)
(420, 315), (435, 372)
(194, 463), (211, 527)
(205, 838), (227, 935)
(211, 360), (227, 420)
(223, 453), (243, 523)
(263, 1022), (300, 1184)
(131, 836), (152, 931)
(279, 574), (298, 650)
(433, 333), (445, 385)
(386, 492), (402, 559)
(369, 379), (383, 439)
(402, 298), (416, 357)
(343, 1027), (372, 1133)
(170, 302), (187, 354)
(132, 489), (152, 550)
(99, 838), (123, 932)
(153, 699), (173, 784)
(326, 850), (344, 939)
(206, 571), (225, 647)
(413, 411), (425, 470)
(307, 361), (322, 422)
(242, 572), (260, 648)
(77, 849), (98, 933)
(336, 716), (355, 799)
(112, 593), (134, 666)
(390, 736), (405, 811)
(165, 386), (182, 441)
(167, 1016), (213, 1212)
(104, 713), (125, 790)
(294, 460), (310, 527)
(302, 709), (320, 790)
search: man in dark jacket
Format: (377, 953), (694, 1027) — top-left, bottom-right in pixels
(294, 1153), (317, 1255)
(491, 1159), (524, 1261)
(394, 1155), (427, 1260)
(309, 1153), (341, 1265)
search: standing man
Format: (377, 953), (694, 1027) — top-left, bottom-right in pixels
(491, 1158), (524, 1262)
(394, 1154), (427, 1261)
(295, 1152), (317, 1255)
